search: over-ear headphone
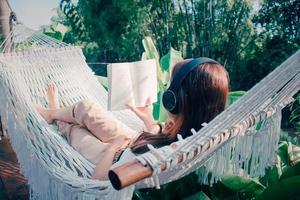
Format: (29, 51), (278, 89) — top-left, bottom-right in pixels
(162, 57), (219, 114)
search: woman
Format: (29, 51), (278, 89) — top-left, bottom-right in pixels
(36, 57), (229, 180)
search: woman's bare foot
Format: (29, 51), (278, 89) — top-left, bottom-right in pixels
(35, 105), (54, 124)
(47, 83), (59, 109)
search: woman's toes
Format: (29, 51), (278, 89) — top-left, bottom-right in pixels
(47, 84), (59, 109)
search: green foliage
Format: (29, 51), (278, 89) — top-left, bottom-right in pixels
(253, 0), (300, 39)
(281, 93), (300, 133)
(58, 0), (258, 90)
(262, 163), (282, 186)
(227, 91), (246, 106)
(184, 191), (211, 200)
(237, 36), (300, 90)
(238, 0), (300, 90)
(56, 0), (299, 92)
(76, 0), (147, 62)
(160, 47), (183, 80)
(57, 0), (300, 92)
(60, 0), (87, 41)
(221, 176), (265, 198)
(219, 141), (300, 199)
(281, 141), (300, 167)
(257, 176), (300, 200)
(42, 8), (68, 41)
(289, 93), (300, 132)
(44, 29), (63, 41)
(134, 172), (204, 200)
(280, 162), (300, 181)
(43, 24), (65, 41)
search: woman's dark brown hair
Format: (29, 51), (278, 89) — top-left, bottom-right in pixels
(130, 59), (229, 154)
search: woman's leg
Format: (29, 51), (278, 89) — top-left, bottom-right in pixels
(72, 100), (138, 143)
(36, 84), (80, 124)
(37, 84), (138, 143)
(57, 120), (109, 165)
(42, 84), (110, 164)
(36, 105), (78, 124)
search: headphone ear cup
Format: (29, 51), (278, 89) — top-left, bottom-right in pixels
(162, 89), (177, 114)
(174, 92), (182, 114)
(171, 90), (181, 114)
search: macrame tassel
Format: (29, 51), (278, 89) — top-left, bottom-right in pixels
(196, 109), (282, 185)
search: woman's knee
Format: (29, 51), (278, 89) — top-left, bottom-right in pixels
(73, 99), (105, 124)
(75, 99), (104, 114)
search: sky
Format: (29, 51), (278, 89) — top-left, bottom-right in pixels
(9, 0), (60, 30)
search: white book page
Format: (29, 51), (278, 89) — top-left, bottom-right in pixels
(130, 59), (157, 107)
(108, 63), (134, 110)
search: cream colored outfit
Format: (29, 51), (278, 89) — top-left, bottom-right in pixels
(56, 99), (138, 164)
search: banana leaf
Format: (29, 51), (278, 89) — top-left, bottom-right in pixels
(257, 175), (300, 200)
(141, 36), (164, 87)
(220, 175), (265, 198)
(280, 162), (300, 180)
(160, 47), (183, 84)
(227, 91), (246, 106)
(261, 159), (282, 186)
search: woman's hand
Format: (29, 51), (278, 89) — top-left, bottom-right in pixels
(127, 97), (157, 133)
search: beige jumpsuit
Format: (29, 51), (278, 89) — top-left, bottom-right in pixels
(56, 100), (138, 164)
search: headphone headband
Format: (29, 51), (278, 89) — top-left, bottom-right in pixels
(169, 57), (219, 92)
(162, 57), (219, 114)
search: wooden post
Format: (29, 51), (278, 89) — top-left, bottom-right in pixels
(0, 0), (10, 50)
(0, 116), (7, 138)
(0, 0), (9, 137)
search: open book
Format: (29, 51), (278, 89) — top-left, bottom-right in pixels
(107, 59), (157, 110)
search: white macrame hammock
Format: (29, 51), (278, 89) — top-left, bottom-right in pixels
(0, 24), (299, 200)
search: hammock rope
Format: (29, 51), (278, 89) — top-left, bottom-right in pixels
(0, 24), (142, 199)
(116, 48), (299, 189)
(0, 24), (299, 199)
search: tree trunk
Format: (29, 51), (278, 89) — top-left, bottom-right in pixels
(0, 0), (10, 51)
(0, 0), (9, 136)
